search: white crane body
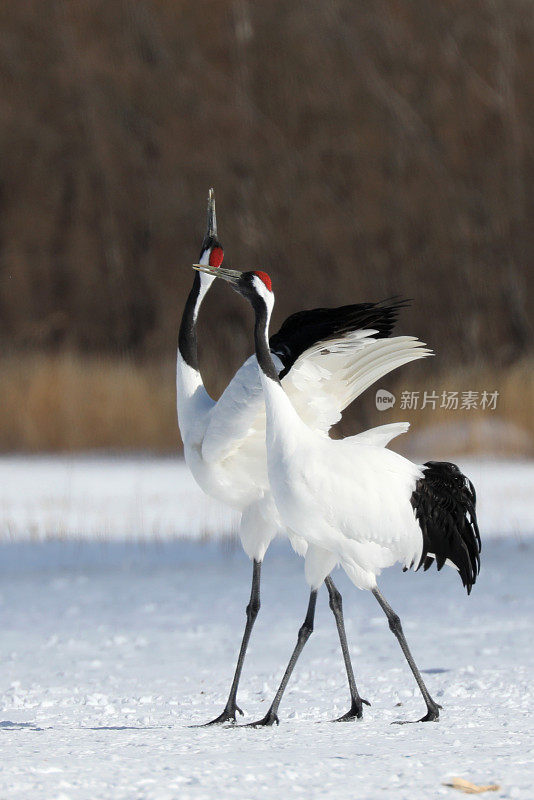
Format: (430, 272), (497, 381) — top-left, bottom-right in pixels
(261, 371), (424, 589)
(195, 264), (480, 725)
(179, 337), (428, 560)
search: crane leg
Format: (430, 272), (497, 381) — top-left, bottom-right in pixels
(372, 587), (441, 723)
(198, 559), (262, 726)
(244, 588), (318, 727)
(324, 576), (370, 721)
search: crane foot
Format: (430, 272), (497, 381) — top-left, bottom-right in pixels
(391, 703), (441, 724)
(243, 711), (279, 727)
(191, 703), (244, 727)
(332, 697), (370, 722)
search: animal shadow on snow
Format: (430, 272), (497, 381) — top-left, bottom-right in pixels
(0, 720), (46, 731)
(421, 668), (451, 674)
(85, 725), (173, 731)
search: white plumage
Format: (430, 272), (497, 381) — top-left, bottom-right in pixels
(181, 335), (429, 556)
(179, 192), (431, 725)
(198, 266), (480, 727)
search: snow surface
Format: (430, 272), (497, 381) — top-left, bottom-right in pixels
(0, 457), (533, 798)
(0, 456), (240, 542)
(0, 456), (532, 542)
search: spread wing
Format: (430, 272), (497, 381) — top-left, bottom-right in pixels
(201, 299), (430, 465)
(282, 332), (431, 432)
(270, 298), (406, 378)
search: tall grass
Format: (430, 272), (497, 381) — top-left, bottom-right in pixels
(0, 353), (178, 452)
(0, 352), (531, 455)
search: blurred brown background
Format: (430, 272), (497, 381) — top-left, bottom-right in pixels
(0, 0), (532, 454)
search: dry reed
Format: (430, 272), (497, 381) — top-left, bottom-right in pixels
(0, 352), (531, 455)
(0, 353), (178, 452)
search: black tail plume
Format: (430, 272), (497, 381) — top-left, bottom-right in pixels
(410, 461), (481, 594)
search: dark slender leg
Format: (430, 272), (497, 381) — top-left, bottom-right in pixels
(324, 576), (370, 721)
(199, 560), (262, 726)
(372, 587), (441, 723)
(246, 589), (318, 727)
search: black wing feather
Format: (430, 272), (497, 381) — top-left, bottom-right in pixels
(411, 461), (481, 594)
(269, 298), (409, 379)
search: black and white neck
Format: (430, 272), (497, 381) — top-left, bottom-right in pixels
(243, 272), (305, 442)
(178, 234), (223, 371)
(178, 259), (211, 371)
(251, 293), (280, 385)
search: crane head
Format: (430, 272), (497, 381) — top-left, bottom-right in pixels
(193, 265), (274, 308)
(197, 188), (224, 277)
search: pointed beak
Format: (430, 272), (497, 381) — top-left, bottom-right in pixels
(193, 264), (242, 285)
(206, 188), (217, 238)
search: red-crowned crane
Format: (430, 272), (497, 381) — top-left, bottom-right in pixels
(179, 191), (432, 725)
(193, 264), (480, 727)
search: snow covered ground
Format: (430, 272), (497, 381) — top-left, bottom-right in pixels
(0, 456), (240, 542)
(0, 457), (533, 798)
(0, 456), (533, 542)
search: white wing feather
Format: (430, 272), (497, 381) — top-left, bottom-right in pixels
(202, 332), (431, 465)
(283, 332), (432, 432)
(351, 422), (410, 447)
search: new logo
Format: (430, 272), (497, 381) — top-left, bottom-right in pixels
(375, 389), (396, 410)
